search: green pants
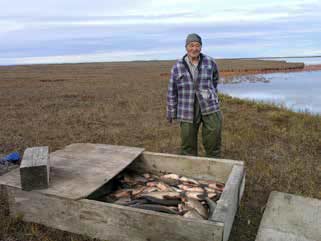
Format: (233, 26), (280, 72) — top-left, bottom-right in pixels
(180, 99), (222, 158)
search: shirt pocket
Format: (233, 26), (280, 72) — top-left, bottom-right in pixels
(177, 74), (192, 90)
(201, 65), (213, 80)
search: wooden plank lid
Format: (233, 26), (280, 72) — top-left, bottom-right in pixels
(0, 143), (144, 200)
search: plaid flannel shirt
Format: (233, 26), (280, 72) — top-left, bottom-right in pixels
(167, 53), (220, 122)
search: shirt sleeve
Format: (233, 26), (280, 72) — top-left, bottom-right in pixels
(166, 65), (178, 120)
(212, 61), (220, 89)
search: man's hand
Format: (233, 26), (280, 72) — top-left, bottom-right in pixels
(167, 117), (173, 124)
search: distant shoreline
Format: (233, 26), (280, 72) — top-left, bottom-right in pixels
(220, 64), (321, 77)
(1, 58), (321, 77)
(227, 55), (321, 60)
(1, 55), (321, 67)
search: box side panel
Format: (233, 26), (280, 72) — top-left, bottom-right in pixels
(129, 152), (242, 183)
(6, 186), (224, 241)
(212, 165), (245, 241)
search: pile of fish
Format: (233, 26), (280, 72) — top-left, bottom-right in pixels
(104, 172), (225, 220)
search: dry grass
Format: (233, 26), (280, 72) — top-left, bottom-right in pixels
(0, 60), (320, 241)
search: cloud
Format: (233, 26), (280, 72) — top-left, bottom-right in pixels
(0, 0), (320, 65)
(0, 48), (182, 65)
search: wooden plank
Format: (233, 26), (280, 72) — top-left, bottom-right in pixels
(0, 143), (144, 200)
(128, 151), (243, 183)
(20, 146), (49, 191)
(4, 185), (224, 241)
(212, 165), (245, 241)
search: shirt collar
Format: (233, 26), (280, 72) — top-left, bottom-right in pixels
(185, 55), (200, 66)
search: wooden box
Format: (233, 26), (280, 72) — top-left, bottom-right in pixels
(0, 143), (245, 241)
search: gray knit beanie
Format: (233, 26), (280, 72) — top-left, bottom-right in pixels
(185, 33), (202, 47)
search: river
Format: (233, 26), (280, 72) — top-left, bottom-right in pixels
(219, 60), (321, 115)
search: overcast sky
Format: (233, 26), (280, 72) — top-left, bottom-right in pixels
(1, 0), (321, 65)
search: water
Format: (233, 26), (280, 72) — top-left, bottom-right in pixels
(259, 57), (321, 65)
(219, 70), (321, 115)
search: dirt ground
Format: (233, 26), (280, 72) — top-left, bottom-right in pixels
(0, 59), (320, 241)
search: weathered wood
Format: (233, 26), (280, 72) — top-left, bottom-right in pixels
(212, 165), (245, 241)
(5, 186), (224, 241)
(20, 146), (49, 191)
(1, 143), (144, 200)
(128, 151), (243, 183)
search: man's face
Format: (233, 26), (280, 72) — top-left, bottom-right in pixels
(186, 41), (201, 59)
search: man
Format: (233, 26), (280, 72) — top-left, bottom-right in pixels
(167, 33), (222, 157)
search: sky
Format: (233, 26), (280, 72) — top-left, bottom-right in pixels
(1, 0), (321, 65)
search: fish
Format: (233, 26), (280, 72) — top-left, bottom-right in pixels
(126, 199), (148, 206)
(156, 182), (170, 191)
(114, 197), (131, 205)
(134, 176), (148, 184)
(207, 192), (217, 199)
(134, 204), (179, 215)
(178, 203), (184, 213)
(142, 196), (181, 206)
(142, 187), (159, 193)
(178, 185), (204, 193)
(170, 186), (183, 193)
(183, 209), (204, 220)
(198, 179), (215, 185)
(122, 174), (136, 184)
(112, 189), (132, 198)
(146, 181), (158, 187)
(161, 173), (180, 180)
(204, 187), (216, 193)
(211, 192), (221, 202)
(143, 173), (151, 179)
(184, 198), (208, 219)
(179, 176), (199, 185)
(185, 191), (204, 200)
(141, 191), (181, 200)
(205, 197), (217, 219)
(208, 182), (225, 192)
(131, 186), (146, 196)
(160, 177), (180, 186)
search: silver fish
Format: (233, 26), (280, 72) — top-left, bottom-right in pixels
(185, 198), (208, 219)
(112, 189), (132, 198)
(156, 182), (170, 191)
(180, 176), (199, 185)
(208, 182), (225, 192)
(170, 186), (183, 193)
(207, 192), (217, 199)
(134, 204), (179, 215)
(178, 185), (204, 193)
(162, 173), (180, 180)
(114, 197), (131, 205)
(205, 197), (217, 219)
(160, 177), (180, 186)
(143, 173), (151, 179)
(142, 196), (181, 206)
(141, 191), (181, 200)
(183, 209), (204, 220)
(185, 191), (204, 200)
(204, 187), (216, 193)
(146, 181), (158, 187)
(131, 186), (146, 196)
